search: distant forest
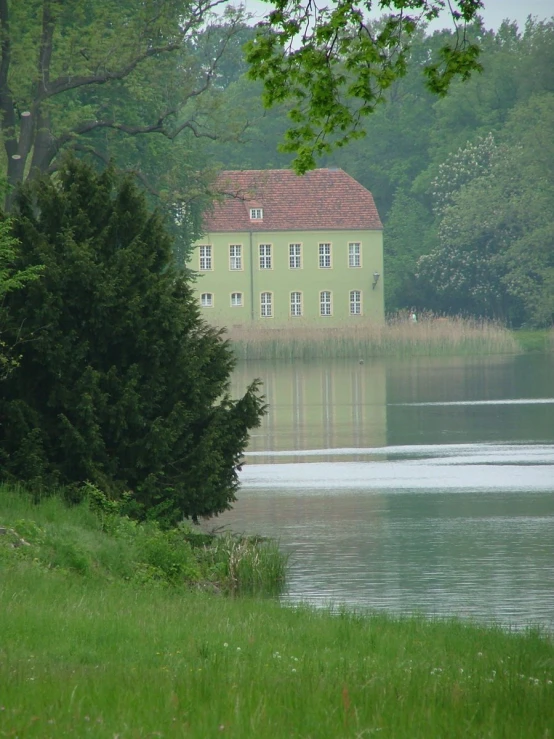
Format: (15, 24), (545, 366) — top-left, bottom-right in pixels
(204, 16), (554, 327)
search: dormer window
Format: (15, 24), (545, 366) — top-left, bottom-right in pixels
(250, 208), (263, 220)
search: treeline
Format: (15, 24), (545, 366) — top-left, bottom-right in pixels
(205, 17), (554, 327)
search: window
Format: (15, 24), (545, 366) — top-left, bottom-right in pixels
(320, 291), (332, 316)
(260, 292), (272, 317)
(229, 244), (242, 270)
(231, 292), (243, 307)
(319, 243), (331, 268)
(201, 293), (213, 307)
(350, 290), (362, 315)
(199, 245), (212, 271)
(259, 244), (272, 269)
(348, 242), (361, 267)
(250, 208), (263, 220)
(290, 291), (302, 317)
(289, 243), (302, 269)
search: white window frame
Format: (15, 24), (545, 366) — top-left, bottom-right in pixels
(250, 208), (263, 220)
(319, 243), (332, 269)
(348, 242), (361, 268)
(229, 244), (242, 271)
(290, 291), (302, 317)
(260, 291), (273, 317)
(230, 292), (243, 307)
(259, 244), (272, 270)
(199, 245), (212, 271)
(289, 243), (302, 269)
(320, 290), (332, 316)
(349, 289), (362, 315)
(200, 292), (213, 308)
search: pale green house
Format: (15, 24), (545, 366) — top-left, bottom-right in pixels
(189, 168), (384, 327)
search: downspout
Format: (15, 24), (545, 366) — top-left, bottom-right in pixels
(249, 230), (254, 322)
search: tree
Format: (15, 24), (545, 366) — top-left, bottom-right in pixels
(0, 0), (247, 221)
(417, 98), (554, 327)
(383, 191), (436, 312)
(245, 0), (484, 172)
(416, 134), (514, 319)
(0, 158), (265, 524)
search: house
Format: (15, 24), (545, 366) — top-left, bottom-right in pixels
(189, 168), (384, 327)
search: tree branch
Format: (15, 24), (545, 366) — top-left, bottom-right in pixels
(42, 0), (230, 101)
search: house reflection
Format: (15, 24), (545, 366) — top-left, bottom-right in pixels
(232, 360), (387, 462)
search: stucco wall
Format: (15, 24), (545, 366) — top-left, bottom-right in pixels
(189, 228), (384, 327)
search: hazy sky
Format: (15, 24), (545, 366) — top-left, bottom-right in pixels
(243, 0), (554, 29)
(439, 0), (553, 30)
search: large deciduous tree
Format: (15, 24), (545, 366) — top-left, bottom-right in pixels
(245, 0), (484, 172)
(0, 158), (265, 524)
(417, 96), (554, 326)
(0, 0), (245, 222)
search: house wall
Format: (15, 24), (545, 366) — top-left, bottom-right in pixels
(189, 228), (384, 327)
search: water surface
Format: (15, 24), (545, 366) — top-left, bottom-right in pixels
(220, 354), (554, 629)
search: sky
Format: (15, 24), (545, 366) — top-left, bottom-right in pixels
(243, 0), (554, 30)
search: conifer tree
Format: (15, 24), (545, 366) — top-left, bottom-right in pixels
(0, 159), (265, 524)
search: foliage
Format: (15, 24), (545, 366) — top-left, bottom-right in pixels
(0, 218), (43, 379)
(0, 1), (252, 260)
(416, 133), (513, 319)
(0, 158), (265, 524)
(383, 191), (436, 311)
(245, 0), (484, 172)
(417, 96), (554, 326)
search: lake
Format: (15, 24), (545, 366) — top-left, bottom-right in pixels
(219, 353), (554, 629)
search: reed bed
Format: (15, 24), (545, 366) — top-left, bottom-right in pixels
(227, 313), (520, 361)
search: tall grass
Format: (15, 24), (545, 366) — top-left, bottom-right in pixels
(227, 313), (520, 360)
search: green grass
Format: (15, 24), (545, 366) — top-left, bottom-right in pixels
(227, 314), (521, 360)
(0, 485), (287, 595)
(512, 328), (554, 353)
(1, 566), (553, 738)
(1, 487), (554, 738)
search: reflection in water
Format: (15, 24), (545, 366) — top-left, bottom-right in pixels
(224, 355), (554, 629)
(232, 360), (387, 460)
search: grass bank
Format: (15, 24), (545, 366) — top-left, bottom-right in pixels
(512, 328), (554, 353)
(228, 314), (520, 360)
(0, 485), (286, 595)
(1, 488), (553, 738)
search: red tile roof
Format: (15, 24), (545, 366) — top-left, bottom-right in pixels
(203, 169), (382, 233)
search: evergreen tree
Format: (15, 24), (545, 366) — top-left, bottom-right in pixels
(0, 159), (265, 524)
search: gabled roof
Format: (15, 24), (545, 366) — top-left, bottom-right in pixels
(202, 169), (382, 233)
